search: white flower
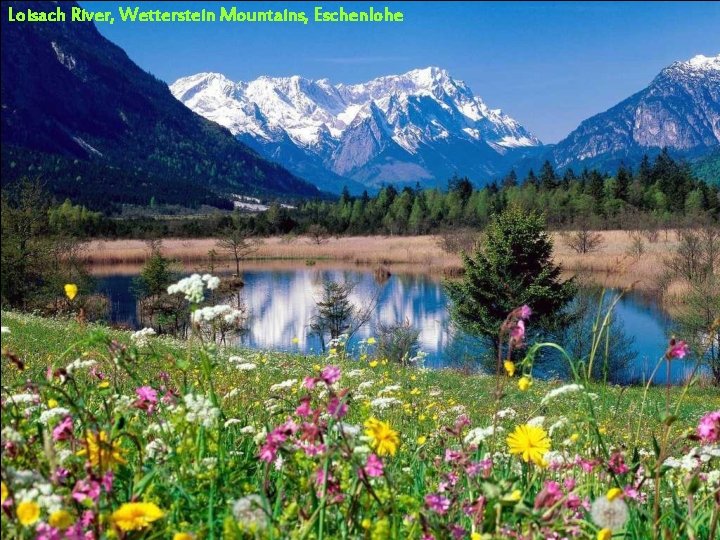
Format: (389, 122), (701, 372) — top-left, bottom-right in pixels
(65, 358), (97, 373)
(543, 450), (571, 467)
(379, 384), (401, 395)
(527, 416), (545, 427)
(591, 496), (628, 530)
(234, 363), (257, 371)
(232, 495), (267, 529)
(357, 381), (374, 391)
(540, 384), (584, 405)
(269, 379), (297, 392)
(130, 327), (156, 347)
(1, 326), (9, 334)
(5, 393), (39, 406)
(253, 428), (267, 445)
(496, 408), (517, 420)
(353, 445), (372, 455)
(707, 470), (720, 487)
(202, 274), (220, 290)
(1, 426), (24, 444)
(224, 389), (240, 400)
(335, 423), (361, 437)
(224, 418), (243, 428)
(370, 397), (401, 410)
(345, 369), (365, 379)
(39, 408), (71, 425)
(145, 439), (168, 460)
(192, 305), (244, 325)
(274, 454), (284, 471)
(240, 426), (256, 434)
(183, 394), (220, 428)
(167, 274), (206, 303)
(464, 425), (503, 446)
(548, 417), (568, 436)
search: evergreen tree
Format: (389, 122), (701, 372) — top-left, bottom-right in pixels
(638, 154), (653, 187)
(525, 169), (538, 187)
(444, 206), (576, 356)
(615, 164), (631, 201)
(502, 170), (518, 188)
(540, 160), (558, 190)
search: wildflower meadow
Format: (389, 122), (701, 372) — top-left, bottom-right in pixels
(1, 275), (719, 539)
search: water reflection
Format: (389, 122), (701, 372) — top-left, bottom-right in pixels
(97, 267), (700, 384)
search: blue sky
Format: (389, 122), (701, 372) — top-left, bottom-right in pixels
(82, 1), (720, 143)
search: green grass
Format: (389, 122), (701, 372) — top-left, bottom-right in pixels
(1, 311), (719, 539)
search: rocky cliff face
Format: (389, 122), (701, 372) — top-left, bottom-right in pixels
(551, 54), (720, 171)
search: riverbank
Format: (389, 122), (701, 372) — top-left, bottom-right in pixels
(81, 231), (678, 292)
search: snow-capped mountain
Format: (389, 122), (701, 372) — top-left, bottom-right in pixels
(550, 54), (720, 171)
(171, 67), (542, 192)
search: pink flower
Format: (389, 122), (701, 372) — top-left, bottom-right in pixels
(35, 523), (61, 540)
(303, 376), (317, 390)
(295, 399), (313, 418)
(519, 305), (532, 319)
(364, 454), (384, 477)
(72, 479), (101, 503)
(609, 452), (629, 474)
(52, 416), (74, 441)
(666, 339), (690, 359)
(101, 471), (113, 492)
(697, 410), (720, 443)
(425, 493), (451, 514)
(444, 449), (462, 462)
(510, 320), (526, 344)
(321, 365), (341, 385)
(327, 397), (348, 419)
(135, 386), (158, 414)
(534, 480), (563, 509)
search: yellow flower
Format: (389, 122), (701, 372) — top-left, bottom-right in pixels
(174, 533), (194, 540)
(367, 337), (377, 345)
(417, 435), (427, 445)
(518, 376), (531, 391)
(599, 426), (607, 435)
(17, 501), (40, 526)
(1, 481), (8, 503)
(48, 398), (59, 408)
(77, 430), (127, 470)
(98, 381), (110, 389)
(503, 360), (516, 377)
(361, 518), (372, 529)
(329, 348), (337, 355)
(570, 433), (580, 443)
(606, 488), (623, 502)
(49, 510), (74, 530)
(507, 424), (551, 466)
(369, 360), (379, 368)
(364, 417), (400, 456)
(291, 337), (299, 344)
(111, 502), (164, 532)
(471, 534), (482, 540)
(64, 283), (78, 301)
(503, 489), (522, 502)
(418, 414), (426, 421)
(597, 528), (612, 540)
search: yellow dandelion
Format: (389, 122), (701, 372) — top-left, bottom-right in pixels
(518, 376), (531, 391)
(416, 435), (427, 445)
(111, 502), (164, 532)
(369, 360), (379, 368)
(98, 381), (110, 389)
(1, 481), (8, 503)
(503, 360), (516, 377)
(366, 337), (377, 345)
(606, 488), (623, 502)
(503, 489), (522, 502)
(364, 417), (400, 456)
(64, 283), (78, 301)
(597, 529), (612, 540)
(570, 433), (580, 443)
(48, 398), (59, 408)
(49, 509), (74, 530)
(17, 501), (40, 526)
(507, 424), (551, 466)
(174, 533), (194, 540)
(291, 337), (299, 344)
(77, 430), (127, 470)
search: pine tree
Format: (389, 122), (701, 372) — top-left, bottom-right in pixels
(503, 170), (518, 188)
(615, 164), (631, 201)
(444, 205), (576, 356)
(638, 154), (653, 187)
(540, 160), (558, 190)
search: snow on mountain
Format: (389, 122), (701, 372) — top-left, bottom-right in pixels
(550, 53), (720, 171)
(171, 67), (541, 192)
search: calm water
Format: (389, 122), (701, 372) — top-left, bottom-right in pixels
(97, 267), (699, 385)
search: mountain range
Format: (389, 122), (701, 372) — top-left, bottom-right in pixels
(0, 1), (320, 213)
(175, 55), (720, 192)
(170, 68), (543, 193)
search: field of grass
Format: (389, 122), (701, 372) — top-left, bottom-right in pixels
(81, 230), (679, 292)
(1, 304), (718, 539)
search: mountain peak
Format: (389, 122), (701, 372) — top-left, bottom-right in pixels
(683, 54), (720, 71)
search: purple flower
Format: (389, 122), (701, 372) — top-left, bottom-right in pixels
(35, 523), (61, 540)
(697, 410), (720, 443)
(327, 397), (348, 419)
(364, 453), (384, 477)
(136, 386), (157, 403)
(425, 493), (451, 515)
(609, 452), (629, 474)
(321, 365), (341, 385)
(52, 416), (74, 441)
(519, 305), (532, 319)
(510, 319), (526, 344)
(72, 479), (100, 503)
(295, 399), (313, 418)
(444, 449), (462, 462)
(303, 376), (317, 390)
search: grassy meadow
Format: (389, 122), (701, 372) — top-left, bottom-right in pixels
(1, 301), (719, 539)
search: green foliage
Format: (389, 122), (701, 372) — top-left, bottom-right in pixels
(444, 206), (577, 352)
